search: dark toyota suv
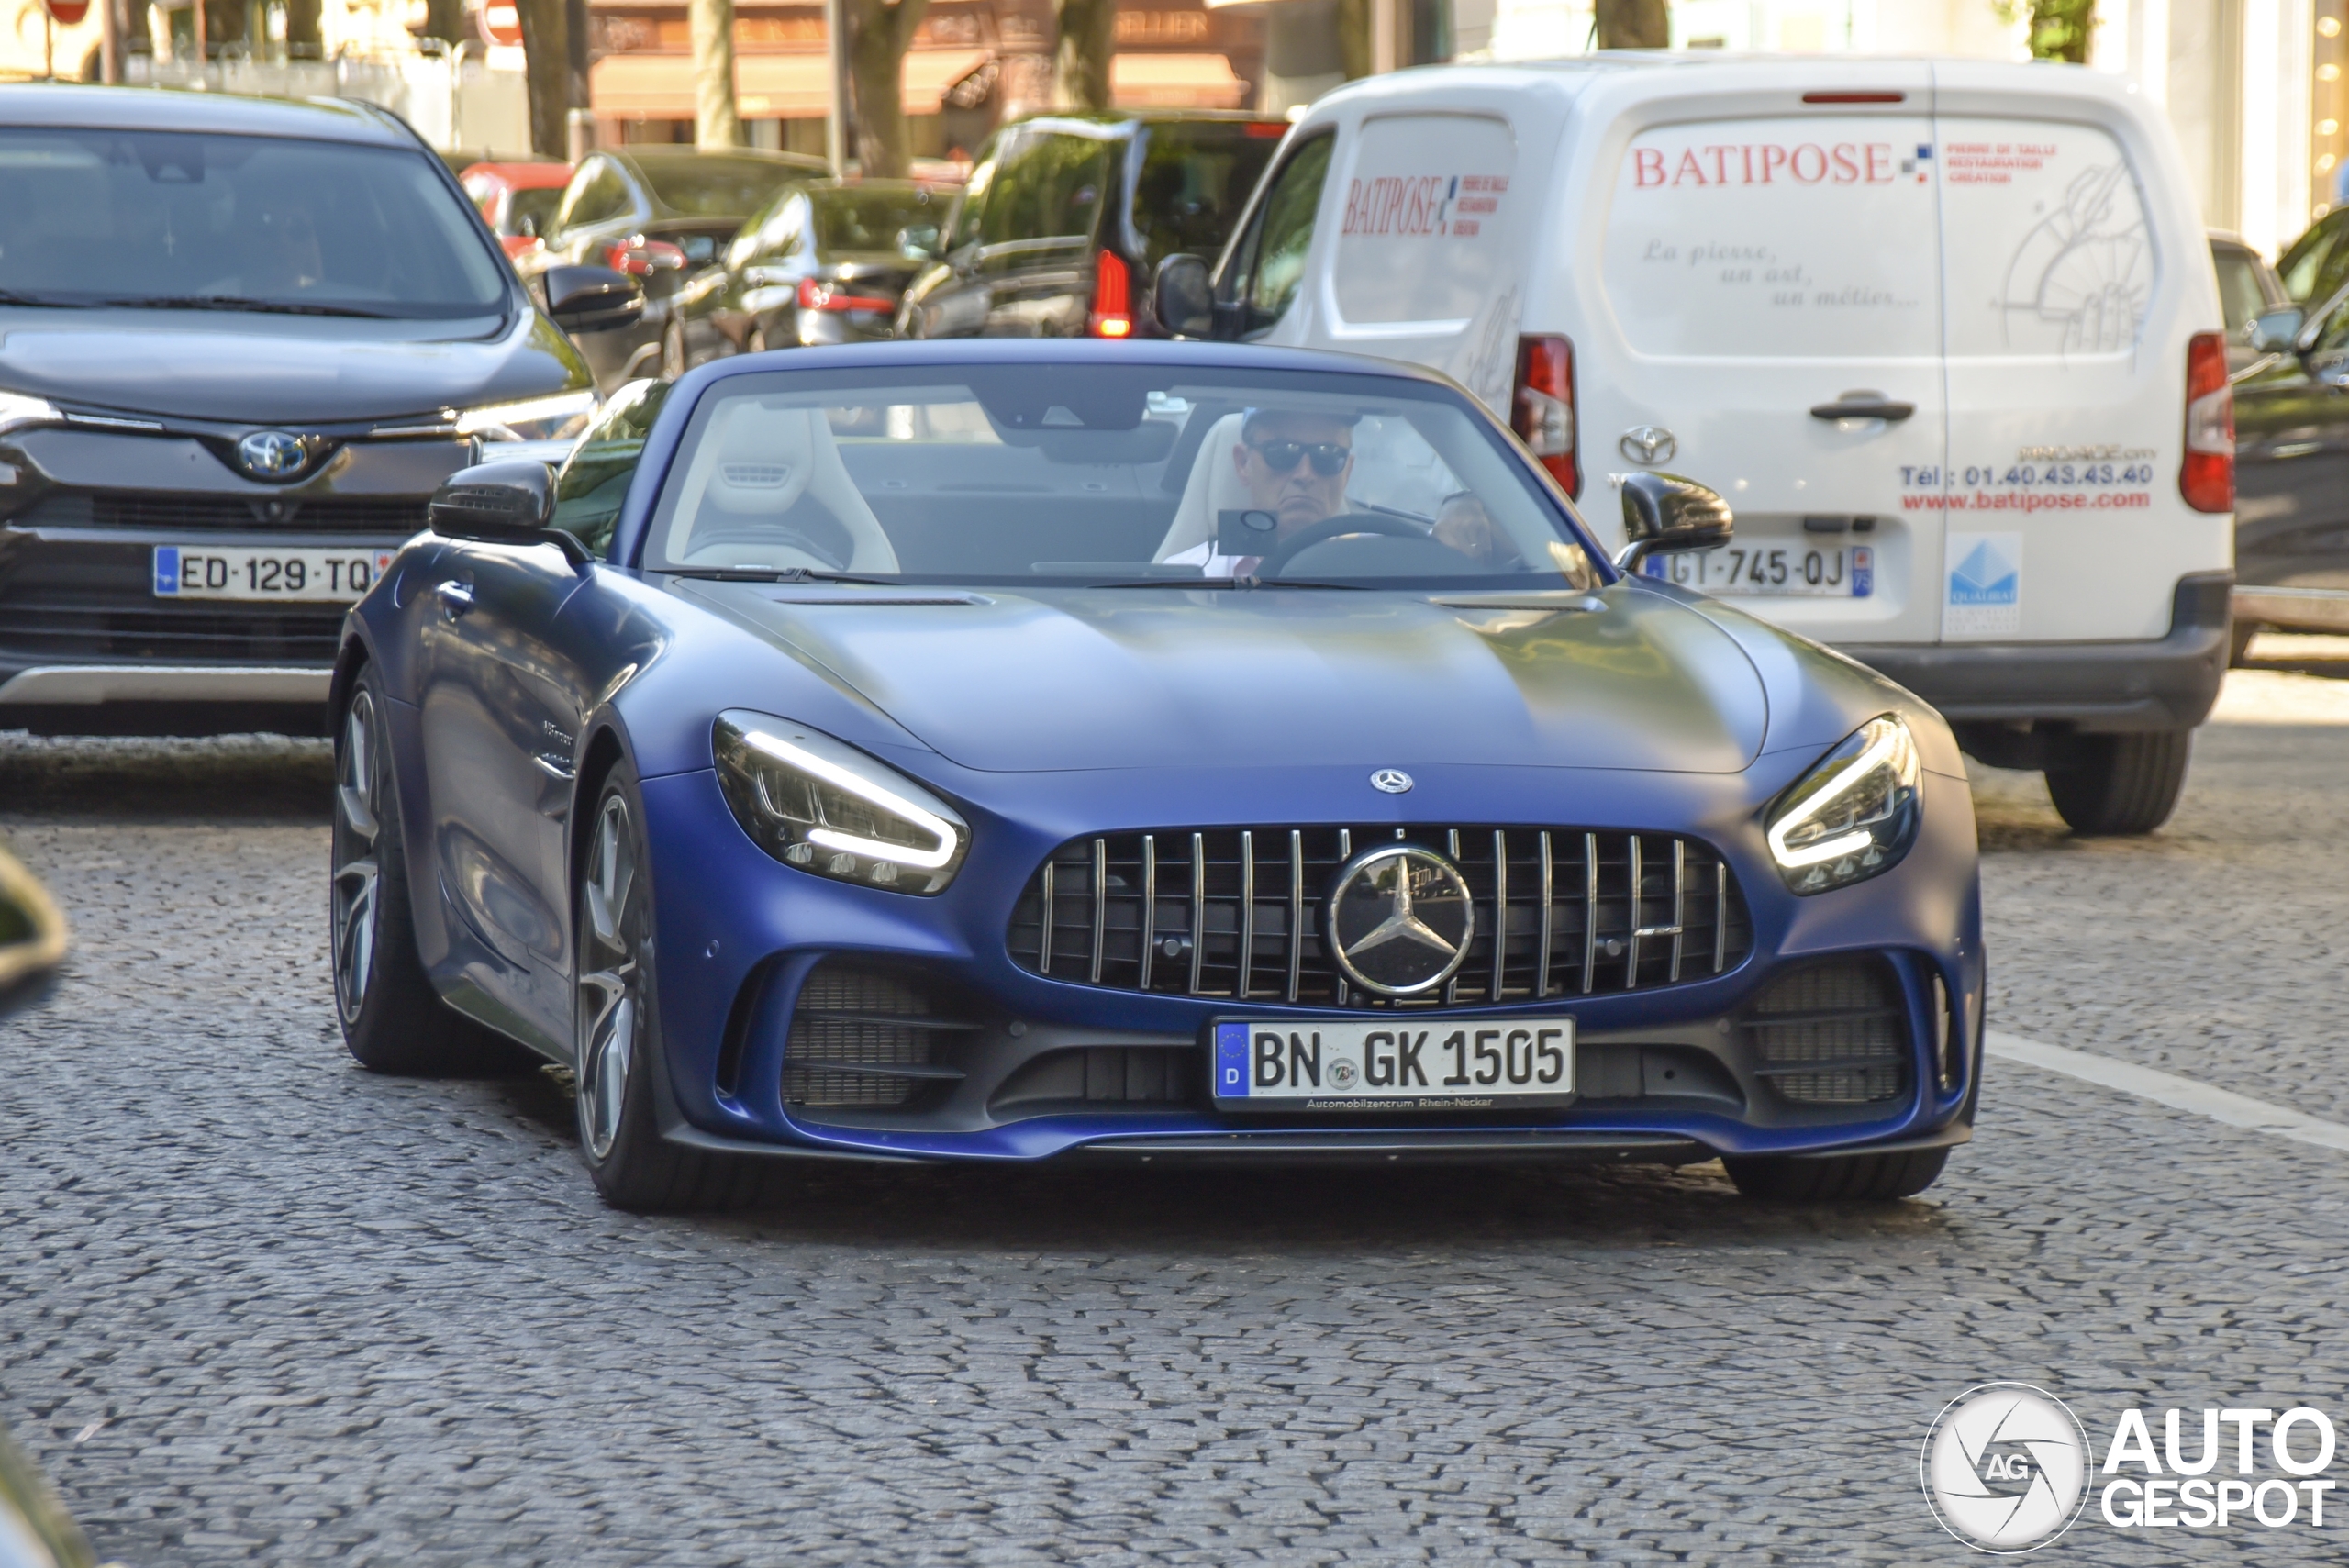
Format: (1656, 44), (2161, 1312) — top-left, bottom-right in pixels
(0, 87), (633, 738)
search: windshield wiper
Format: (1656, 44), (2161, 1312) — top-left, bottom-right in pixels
(664, 566), (901, 585)
(1085, 575), (1368, 591)
(100, 295), (395, 319)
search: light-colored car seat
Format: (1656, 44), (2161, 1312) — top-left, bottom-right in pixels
(1153, 412), (1252, 562)
(663, 403), (900, 573)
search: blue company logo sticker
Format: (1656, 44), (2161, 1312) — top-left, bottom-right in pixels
(1215, 1022), (1252, 1095)
(154, 545), (180, 595)
(1950, 539), (2020, 606)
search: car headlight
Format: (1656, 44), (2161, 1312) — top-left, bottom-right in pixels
(0, 391), (60, 436)
(456, 389), (597, 443)
(1765, 715), (1921, 895)
(714, 711), (969, 895)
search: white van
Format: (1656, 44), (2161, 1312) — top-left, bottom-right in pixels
(1165, 55), (2234, 834)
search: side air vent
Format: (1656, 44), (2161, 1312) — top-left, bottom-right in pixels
(782, 962), (975, 1109)
(1742, 957), (1909, 1106)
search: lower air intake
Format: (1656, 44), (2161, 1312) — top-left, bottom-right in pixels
(1743, 957), (1909, 1106)
(782, 962), (973, 1109)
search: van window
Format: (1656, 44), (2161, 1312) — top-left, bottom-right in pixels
(949, 132), (1008, 251)
(1939, 120), (2154, 356)
(2278, 216), (2344, 303)
(985, 131), (1114, 246)
(1602, 115), (1941, 358)
(2210, 247), (2269, 336)
(1128, 120), (1285, 266)
(1330, 115), (1517, 328)
(1232, 131), (1334, 337)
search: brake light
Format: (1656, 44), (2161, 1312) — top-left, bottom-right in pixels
(1089, 250), (1132, 339)
(796, 276), (896, 312)
(603, 237), (687, 276)
(2181, 329), (2233, 514)
(1512, 334), (1578, 497)
(1244, 121), (1288, 138)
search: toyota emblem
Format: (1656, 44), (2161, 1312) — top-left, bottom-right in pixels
(1618, 426), (1677, 466)
(1369, 769), (1414, 795)
(1324, 844), (1475, 996)
(236, 430), (312, 481)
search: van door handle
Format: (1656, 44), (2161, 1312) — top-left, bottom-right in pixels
(1810, 396), (1917, 422)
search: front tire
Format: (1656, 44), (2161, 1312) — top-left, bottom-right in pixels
(1723, 1147), (1949, 1202)
(331, 670), (534, 1076)
(2043, 729), (2192, 836)
(573, 770), (756, 1212)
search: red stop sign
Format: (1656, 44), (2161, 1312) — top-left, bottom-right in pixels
(44, 0), (90, 24)
(476, 1), (522, 47)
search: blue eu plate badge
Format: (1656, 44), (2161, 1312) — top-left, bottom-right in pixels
(1212, 1017), (1575, 1112)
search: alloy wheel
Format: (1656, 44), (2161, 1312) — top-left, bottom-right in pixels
(576, 792), (643, 1162)
(329, 691), (384, 1027)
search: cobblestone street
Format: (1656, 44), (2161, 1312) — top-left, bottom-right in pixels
(4, 651), (2348, 1564)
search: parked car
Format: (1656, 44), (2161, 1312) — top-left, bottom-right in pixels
(461, 158), (574, 262)
(897, 111), (1288, 342)
(2276, 204), (2349, 302)
(675, 179), (948, 356)
(2216, 234), (2349, 656)
(1158, 57), (2232, 836)
(0, 1416), (97, 1568)
(531, 147), (829, 389)
(332, 339), (1984, 1213)
(0, 839), (64, 1018)
(0, 86), (639, 740)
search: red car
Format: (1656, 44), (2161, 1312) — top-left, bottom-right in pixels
(461, 160), (574, 262)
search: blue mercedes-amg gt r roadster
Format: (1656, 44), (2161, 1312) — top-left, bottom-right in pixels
(329, 340), (1983, 1211)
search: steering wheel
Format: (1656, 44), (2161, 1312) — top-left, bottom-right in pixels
(1253, 511), (1431, 578)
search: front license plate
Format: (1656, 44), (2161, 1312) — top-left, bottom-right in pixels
(152, 545), (395, 604)
(1212, 1018), (1575, 1112)
(1646, 544), (1872, 597)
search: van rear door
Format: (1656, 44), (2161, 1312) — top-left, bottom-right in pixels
(1594, 69), (1947, 645)
(1931, 68), (2191, 643)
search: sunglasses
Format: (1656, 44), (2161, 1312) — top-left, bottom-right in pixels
(1247, 439), (1351, 477)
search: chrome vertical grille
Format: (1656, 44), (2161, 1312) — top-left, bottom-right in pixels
(1005, 826), (1753, 1007)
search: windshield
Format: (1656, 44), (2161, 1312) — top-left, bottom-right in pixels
(0, 128), (508, 318)
(642, 155), (817, 217)
(815, 186), (943, 252)
(644, 364), (1603, 589)
(1129, 121), (1286, 263)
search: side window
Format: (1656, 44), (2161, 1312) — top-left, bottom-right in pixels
(554, 378), (672, 558)
(985, 132), (1113, 245)
(1230, 131), (1334, 338)
(2278, 217), (2343, 303)
(557, 161), (629, 235)
(951, 132), (1010, 250)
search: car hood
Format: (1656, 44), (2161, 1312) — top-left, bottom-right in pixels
(685, 580), (1769, 774)
(0, 306), (586, 424)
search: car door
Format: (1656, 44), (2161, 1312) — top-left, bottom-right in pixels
(1216, 128), (1338, 342)
(548, 160), (655, 387)
(974, 128), (1118, 337)
(414, 538), (597, 1054)
(2234, 293), (2349, 596)
(741, 193), (812, 344)
(907, 129), (1019, 339)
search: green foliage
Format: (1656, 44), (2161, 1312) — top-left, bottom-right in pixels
(1993, 0), (2099, 63)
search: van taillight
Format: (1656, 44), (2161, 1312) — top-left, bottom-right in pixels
(1089, 251), (1132, 339)
(1512, 335), (1577, 497)
(2181, 330), (2233, 514)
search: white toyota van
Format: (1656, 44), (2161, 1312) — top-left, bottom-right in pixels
(1165, 55), (2233, 834)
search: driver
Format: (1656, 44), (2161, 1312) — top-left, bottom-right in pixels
(1166, 410), (1357, 576)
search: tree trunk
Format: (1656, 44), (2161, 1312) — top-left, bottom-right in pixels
(1052, 0), (1117, 112)
(285, 0), (324, 55)
(1593, 0), (1667, 49)
(515, 0), (572, 158)
(691, 0), (740, 149)
(845, 0), (931, 179)
(201, 0), (246, 57)
(420, 0), (462, 47)
(1336, 0), (1370, 80)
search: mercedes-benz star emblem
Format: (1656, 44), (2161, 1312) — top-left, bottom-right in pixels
(1324, 844), (1475, 996)
(1369, 769), (1414, 795)
(236, 430), (311, 481)
(1618, 426), (1677, 465)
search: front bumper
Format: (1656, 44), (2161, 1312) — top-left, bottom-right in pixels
(1840, 571), (2232, 733)
(632, 759), (1987, 1169)
(0, 425), (470, 735)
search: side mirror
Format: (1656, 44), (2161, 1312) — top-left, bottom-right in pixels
(0, 842), (65, 1021)
(2250, 306), (2306, 354)
(543, 265), (644, 333)
(429, 460), (558, 545)
(1153, 253), (1213, 338)
(896, 224), (941, 261)
(1614, 472), (1733, 571)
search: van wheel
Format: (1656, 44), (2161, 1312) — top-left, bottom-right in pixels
(332, 670), (537, 1077)
(2043, 729), (2192, 836)
(2229, 618), (2259, 666)
(1723, 1148), (1948, 1202)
